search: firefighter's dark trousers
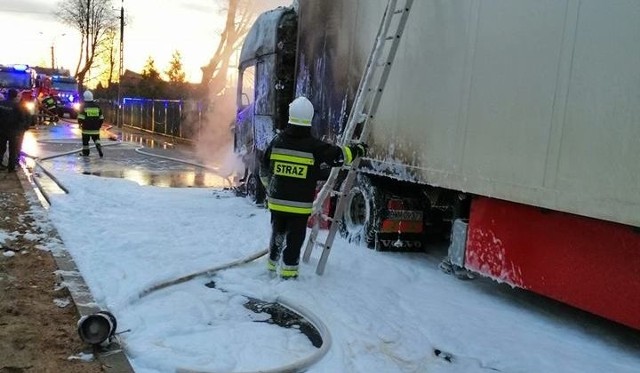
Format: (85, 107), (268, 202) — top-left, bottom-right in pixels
(82, 133), (103, 157)
(269, 211), (309, 266)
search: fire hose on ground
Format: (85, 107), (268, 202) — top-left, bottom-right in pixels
(133, 248), (332, 373)
(21, 141), (122, 206)
(23, 143), (333, 373)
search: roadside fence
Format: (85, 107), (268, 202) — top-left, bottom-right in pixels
(98, 98), (207, 141)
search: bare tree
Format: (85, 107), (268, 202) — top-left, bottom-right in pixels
(200, 0), (255, 97)
(94, 26), (118, 87)
(56, 0), (120, 89)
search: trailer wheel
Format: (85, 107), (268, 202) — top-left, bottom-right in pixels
(339, 174), (384, 249)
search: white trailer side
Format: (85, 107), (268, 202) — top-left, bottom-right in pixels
(342, 0), (639, 228)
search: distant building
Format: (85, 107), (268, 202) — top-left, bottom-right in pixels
(33, 66), (72, 77)
(120, 69), (143, 91)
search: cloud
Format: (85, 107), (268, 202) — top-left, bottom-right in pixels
(177, 0), (215, 14)
(0, 0), (54, 15)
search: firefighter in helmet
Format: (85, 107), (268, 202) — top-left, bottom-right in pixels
(39, 92), (59, 124)
(260, 96), (367, 279)
(77, 90), (104, 157)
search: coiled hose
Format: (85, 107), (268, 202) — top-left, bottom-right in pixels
(134, 249), (332, 373)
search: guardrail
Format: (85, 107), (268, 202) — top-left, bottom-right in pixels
(98, 98), (206, 141)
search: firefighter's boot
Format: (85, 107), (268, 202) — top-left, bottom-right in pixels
(266, 258), (277, 278)
(280, 264), (298, 280)
(96, 143), (104, 158)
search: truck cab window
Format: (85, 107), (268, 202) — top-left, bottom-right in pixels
(239, 66), (255, 110)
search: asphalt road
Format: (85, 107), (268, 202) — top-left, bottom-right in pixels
(22, 120), (236, 196)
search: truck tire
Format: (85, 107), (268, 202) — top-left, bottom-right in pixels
(339, 173), (384, 249)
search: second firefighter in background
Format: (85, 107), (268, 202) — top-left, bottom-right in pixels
(77, 90), (104, 157)
(260, 96), (367, 279)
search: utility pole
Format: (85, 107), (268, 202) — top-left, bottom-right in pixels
(40, 32), (66, 70)
(117, 0), (124, 127)
(86, 0), (91, 73)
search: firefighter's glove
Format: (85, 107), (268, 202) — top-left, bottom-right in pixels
(353, 143), (368, 158)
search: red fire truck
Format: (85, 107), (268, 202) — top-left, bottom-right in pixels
(34, 71), (81, 119)
(0, 64), (38, 124)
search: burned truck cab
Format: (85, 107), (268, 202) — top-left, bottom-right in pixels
(234, 6), (297, 204)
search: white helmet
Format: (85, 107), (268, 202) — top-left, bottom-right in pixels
(288, 96), (313, 126)
(83, 90), (94, 101)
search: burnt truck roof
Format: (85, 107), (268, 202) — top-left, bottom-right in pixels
(239, 6), (296, 70)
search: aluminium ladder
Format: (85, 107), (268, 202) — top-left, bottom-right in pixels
(302, 0), (414, 275)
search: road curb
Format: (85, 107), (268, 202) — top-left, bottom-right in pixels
(16, 165), (136, 373)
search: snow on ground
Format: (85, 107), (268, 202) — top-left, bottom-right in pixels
(36, 170), (640, 373)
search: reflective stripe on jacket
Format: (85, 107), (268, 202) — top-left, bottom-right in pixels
(260, 126), (352, 215)
(77, 101), (104, 133)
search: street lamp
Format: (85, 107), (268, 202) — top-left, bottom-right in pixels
(39, 32), (66, 69)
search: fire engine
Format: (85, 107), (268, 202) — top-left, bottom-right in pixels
(49, 75), (81, 119)
(34, 71), (81, 120)
(0, 64), (38, 123)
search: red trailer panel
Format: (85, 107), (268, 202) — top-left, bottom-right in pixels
(466, 196), (640, 330)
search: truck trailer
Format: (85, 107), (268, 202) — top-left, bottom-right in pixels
(234, 0), (640, 330)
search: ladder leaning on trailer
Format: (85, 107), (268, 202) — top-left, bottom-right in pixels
(302, 0), (414, 275)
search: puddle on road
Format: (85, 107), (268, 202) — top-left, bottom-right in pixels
(81, 169), (235, 188)
(119, 132), (177, 150)
(36, 156), (239, 189)
(27, 125), (241, 189)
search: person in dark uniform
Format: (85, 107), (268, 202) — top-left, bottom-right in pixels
(77, 90), (104, 157)
(0, 89), (28, 172)
(260, 96), (367, 279)
(39, 93), (59, 124)
(41, 94), (57, 112)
